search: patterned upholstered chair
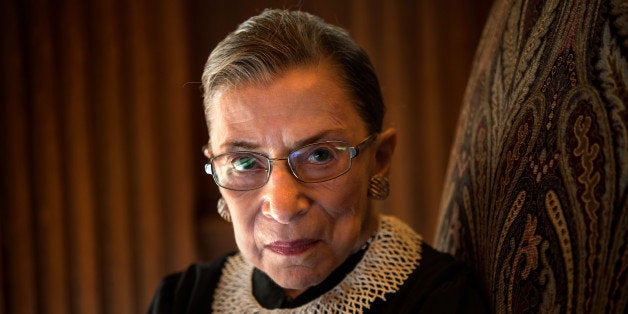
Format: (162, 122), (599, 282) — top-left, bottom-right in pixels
(436, 0), (627, 312)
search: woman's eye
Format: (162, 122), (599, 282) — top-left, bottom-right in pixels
(307, 147), (335, 164)
(231, 155), (262, 171)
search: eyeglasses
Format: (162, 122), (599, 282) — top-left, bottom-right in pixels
(204, 134), (376, 191)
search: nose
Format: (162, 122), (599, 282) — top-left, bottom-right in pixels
(261, 162), (309, 224)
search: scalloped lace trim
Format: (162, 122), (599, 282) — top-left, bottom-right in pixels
(211, 215), (423, 313)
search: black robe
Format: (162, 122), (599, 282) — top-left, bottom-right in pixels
(148, 243), (487, 313)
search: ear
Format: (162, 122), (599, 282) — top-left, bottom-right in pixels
(372, 128), (397, 177)
(202, 144), (212, 158)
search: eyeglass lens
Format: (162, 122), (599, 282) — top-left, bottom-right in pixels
(211, 141), (352, 191)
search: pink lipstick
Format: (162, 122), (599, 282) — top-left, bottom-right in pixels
(266, 239), (320, 255)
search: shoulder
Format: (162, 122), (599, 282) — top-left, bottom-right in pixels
(147, 253), (235, 314)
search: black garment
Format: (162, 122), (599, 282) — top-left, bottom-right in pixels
(148, 243), (486, 313)
(252, 242), (369, 309)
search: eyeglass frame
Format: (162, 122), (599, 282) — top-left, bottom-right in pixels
(203, 134), (377, 191)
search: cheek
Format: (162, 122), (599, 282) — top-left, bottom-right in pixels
(224, 197), (262, 253)
(315, 174), (369, 219)
(319, 177), (373, 256)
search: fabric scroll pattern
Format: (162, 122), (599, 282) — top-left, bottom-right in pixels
(436, 0), (627, 313)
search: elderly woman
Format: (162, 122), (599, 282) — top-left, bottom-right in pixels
(149, 9), (485, 313)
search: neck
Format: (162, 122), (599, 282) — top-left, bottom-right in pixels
(283, 288), (304, 299)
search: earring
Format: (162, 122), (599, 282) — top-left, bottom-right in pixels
(217, 198), (231, 222)
(368, 175), (390, 200)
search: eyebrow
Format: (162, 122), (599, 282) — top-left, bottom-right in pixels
(223, 140), (258, 151)
(219, 129), (348, 153)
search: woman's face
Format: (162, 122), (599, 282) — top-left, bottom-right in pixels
(207, 63), (391, 297)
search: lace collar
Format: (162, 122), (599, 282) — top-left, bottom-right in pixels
(211, 215), (423, 313)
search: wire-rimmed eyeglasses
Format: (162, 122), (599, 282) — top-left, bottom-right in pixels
(204, 134), (377, 191)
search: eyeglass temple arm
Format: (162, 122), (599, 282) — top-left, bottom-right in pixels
(350, 134), (377, 158)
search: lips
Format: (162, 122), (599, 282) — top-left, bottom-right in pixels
(266, 239), (320, 255)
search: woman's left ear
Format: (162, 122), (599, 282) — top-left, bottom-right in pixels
(372, 128), (397, 177)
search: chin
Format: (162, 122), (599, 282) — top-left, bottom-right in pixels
(270, 266), (326, 291)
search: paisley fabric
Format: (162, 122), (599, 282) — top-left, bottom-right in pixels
(436, 0), (627, 313)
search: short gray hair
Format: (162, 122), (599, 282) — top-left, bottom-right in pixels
(202, 9), (385, 136)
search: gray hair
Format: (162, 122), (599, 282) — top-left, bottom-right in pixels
(202, 9), (385, 137)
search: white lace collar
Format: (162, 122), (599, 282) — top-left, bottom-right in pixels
(211, 215), (423, 313)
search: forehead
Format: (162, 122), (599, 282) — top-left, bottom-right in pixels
(208, 64), (367, 151)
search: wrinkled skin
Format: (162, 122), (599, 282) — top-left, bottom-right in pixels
(205, 62), (396, 298)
